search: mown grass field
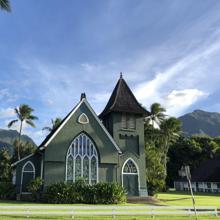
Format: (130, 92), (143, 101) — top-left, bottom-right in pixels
(0, 191), (219, 220)
(157, 191), (220, 208)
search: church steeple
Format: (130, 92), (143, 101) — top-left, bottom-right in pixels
(99, 73), (148, 119)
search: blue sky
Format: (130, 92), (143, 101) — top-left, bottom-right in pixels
(1, 0), (220, 144)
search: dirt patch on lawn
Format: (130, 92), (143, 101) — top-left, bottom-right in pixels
(127, 196), (161, 205)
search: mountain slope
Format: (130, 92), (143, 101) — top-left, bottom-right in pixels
(0, 129), (35, 145)
(179, 109), (220, 137)
(0, 129), (36, 154)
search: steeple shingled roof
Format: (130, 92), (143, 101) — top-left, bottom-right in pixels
(99, 73), (149, 118)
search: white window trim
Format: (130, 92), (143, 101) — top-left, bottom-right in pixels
(121, 158), (140, 192)
(11, 153), (34, 167)
(78, 113), (89, 124)
(12, 170), (16, 185)
(20, 161), (35, 194)
(65, 133), (99, 184)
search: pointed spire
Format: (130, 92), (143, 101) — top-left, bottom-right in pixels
(120, 72), (123, 79)
(99, 75), (148, 118)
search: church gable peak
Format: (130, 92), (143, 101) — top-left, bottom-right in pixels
(38, 98), (121, 154)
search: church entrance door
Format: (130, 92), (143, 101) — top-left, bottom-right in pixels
(122, 159), (139, 196)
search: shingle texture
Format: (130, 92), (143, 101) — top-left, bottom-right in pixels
(99, 76), (148, 118)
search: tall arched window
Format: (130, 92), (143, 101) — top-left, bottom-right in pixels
(66, 133), (98, 184)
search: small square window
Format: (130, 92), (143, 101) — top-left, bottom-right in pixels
(121, 113), (136, 130)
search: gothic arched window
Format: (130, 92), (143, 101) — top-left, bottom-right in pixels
(66, 133), (98, 184)
(123, 159), (138, 174)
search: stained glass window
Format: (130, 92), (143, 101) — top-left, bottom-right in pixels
(123, 159), (138, 174)
(83, 156), (89, 183)
(75, 156), (81, 180)
(91, 157), (97, 184)
(66, 133), (98, 184)
(67, 156), (73, 181)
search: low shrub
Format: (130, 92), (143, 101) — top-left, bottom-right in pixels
(94, 182), (126, 204)
(27, 177), (43, 201)
(0, 182), (15, 199)
(44, 180), (126, 204)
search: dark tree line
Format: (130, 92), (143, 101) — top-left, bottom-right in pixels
(144, 103), (220, 195)
(167, 135), (220, 187)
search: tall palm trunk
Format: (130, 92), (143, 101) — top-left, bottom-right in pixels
(161, 137), (169, 177)
(18, 120), (23, 160)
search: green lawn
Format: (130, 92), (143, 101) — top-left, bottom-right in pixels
(156, 191), (220, 208)
(0, 191), (219, 220)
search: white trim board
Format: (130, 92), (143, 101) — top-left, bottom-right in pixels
(40, 99), (84, 149)
(11, 154), (34, 167)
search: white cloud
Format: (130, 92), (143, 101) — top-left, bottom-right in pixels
(133, 30), (220, 116)
(164, 89), (208, 116)
(81, 63), (102, 72)
(0, 108), (15, 119)
(0, 89), (19, 102)
(25, 129), (47, 145)
(91, 93), (111, 103)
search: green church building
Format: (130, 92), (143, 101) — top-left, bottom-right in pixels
(12, 74), (148, 197)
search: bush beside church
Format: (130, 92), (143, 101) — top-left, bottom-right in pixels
(44, 180), (126, 204)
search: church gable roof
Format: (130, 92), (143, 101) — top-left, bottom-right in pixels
(99, 74), (149, 118)
(38, 96), (121, 154)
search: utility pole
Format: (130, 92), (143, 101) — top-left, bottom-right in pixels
(179, 165), (198, 220)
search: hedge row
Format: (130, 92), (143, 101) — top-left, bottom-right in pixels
(0, 182), (15, 199)
(44, 180), (126, 204)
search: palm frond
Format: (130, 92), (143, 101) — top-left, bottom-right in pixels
(28, 115), (38, 120)
(25, 120), (36, 128)
(42, 127), (52, 132)
(8, 119), (18, 128)
(0, 0), (11, 12)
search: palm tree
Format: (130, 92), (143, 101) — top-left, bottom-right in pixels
(8, 104), (38, 160)
(145, 103), (166, 128)
(43, 117), (62, 132)
(0, 0), (10, 12)
(159, 117), (181, 174)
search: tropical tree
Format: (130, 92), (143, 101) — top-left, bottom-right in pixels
(8, 104), (38, 160)
(42, 117), (62, 132)
(145, 103), (166, 128)
(159, 117), (181, 174)
(0, 0), (10, 12)
(11, 139), (36, 162)
(0, 147), (11, 182)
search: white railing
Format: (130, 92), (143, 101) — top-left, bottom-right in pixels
(0, 205), (218, 218)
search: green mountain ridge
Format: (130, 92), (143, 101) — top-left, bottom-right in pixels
(0, 129), (36, 154)
(178, 109), (220, 137)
